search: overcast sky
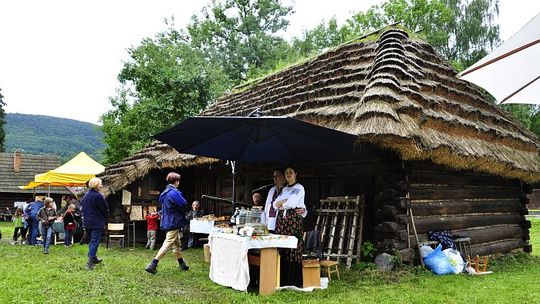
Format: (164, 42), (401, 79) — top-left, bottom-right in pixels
(1, 0), (539, 124)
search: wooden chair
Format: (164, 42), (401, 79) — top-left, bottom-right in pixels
(468, 255), (490, 273)
(304, 230), (340, 281)
(320, 259), (340, 280)
(107, 223), (125, 249)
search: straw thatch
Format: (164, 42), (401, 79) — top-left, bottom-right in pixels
(99, 27), (540, 194)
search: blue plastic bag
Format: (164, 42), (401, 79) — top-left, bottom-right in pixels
(423, 244), (454, 275)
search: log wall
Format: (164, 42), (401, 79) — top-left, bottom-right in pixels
(374, 160), (532, 258)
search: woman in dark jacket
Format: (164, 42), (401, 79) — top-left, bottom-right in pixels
(145, 172), (189, 274)
(82, 177), (109, 270)
(38, 197), (57, 254)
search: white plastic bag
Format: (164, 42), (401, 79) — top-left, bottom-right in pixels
(442, 249), (464, 274)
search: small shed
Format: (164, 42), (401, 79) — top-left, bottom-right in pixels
(99, 28), (539, 257)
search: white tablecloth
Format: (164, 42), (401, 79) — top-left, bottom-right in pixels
(190, 220), (215, 234)
(208, 233), (298, 291)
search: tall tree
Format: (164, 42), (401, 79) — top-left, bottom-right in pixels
(0, 88), (5, 152)
(100, 28), (230, 164)
(187, 0), (294, 84)
(295, 0), (500, 70)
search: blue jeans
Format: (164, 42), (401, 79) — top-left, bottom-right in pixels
(41, 225), (53, 250)
(28, 216), (40, 245)
(87, 228), (103, 258)
(64, 229), (73, 246)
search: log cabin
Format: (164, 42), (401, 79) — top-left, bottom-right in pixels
(98, 28), (539, 259)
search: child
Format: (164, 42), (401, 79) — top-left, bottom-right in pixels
(144, 208), (160, 250)
(12, 208), (24, 244)
(63, 204), (78, 247)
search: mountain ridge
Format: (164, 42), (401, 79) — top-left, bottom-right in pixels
(5, 113), (104, 162)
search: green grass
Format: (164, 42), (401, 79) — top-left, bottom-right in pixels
(0, 220), (539, 303)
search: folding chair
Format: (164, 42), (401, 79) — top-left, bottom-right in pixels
(106, 223), (125, 249)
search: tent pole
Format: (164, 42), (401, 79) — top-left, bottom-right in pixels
(48, 185), (50, 197)
(231, 161), (236, 214)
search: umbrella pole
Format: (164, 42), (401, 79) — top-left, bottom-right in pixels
(231, 161), (236, 213)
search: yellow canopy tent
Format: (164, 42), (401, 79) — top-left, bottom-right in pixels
(19, 152), (105, 189)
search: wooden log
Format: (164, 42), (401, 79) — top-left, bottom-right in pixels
(520, 194), (530, 205)
(408, 170), (520, 188)
(409, 186), (522, 200)
(374, 221), (406, 234)
(409, 199), (521, 216)
(522, 183), (533, 194)
(520, 220), (531, 229)
(413, 214), (522, 233)
(374, 194), (401, 207)
(374, 229), (410, 242)
(320, 196), (362, 203)
(375, 205), (405, 222)
(524, 244), (532, 253)
(470, 238), (524, 256)
(395, 180), (411, 192)
(402, 225), (524, 247)
(396, 214), (410, 224)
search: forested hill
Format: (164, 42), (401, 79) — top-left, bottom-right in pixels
(5, 113), (104, 162)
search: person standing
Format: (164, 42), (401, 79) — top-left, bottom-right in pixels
(261, 169), (286, 233)
(144, 208), (160, 250)
(11, 207), (24, 245)
(82, 177), (109, 270)
(185, 200), (205, 249)
(273, 166), (307, 287)
(63, 204), (78, 247)
(26, 196), (44, 245)
(38, 198), (58, 254)
(145, 172), (189, 274)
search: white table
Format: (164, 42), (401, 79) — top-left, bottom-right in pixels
(208, 233), (298, 295)
(189, 219), (215, 234)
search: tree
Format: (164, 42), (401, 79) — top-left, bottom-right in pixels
(0, 88), (5, 152)
(295, 0), (500, 70)
(187, 0), (294, 84)
(100, 28), (230, 164)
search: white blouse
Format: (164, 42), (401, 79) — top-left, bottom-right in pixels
(273, 182), (306, 211)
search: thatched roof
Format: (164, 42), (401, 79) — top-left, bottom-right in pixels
(0, 152), (68, 194)
(99, 27), (540, 194)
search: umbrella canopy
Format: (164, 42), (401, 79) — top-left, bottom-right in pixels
(458, 13), (540, 104)
(20, 152), (104, 189)
(153, 116), (358, 163)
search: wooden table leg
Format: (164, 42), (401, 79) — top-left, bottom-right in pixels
(259, 248), (279, 295)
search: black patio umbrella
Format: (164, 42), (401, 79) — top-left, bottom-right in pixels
(153, 114), (358, 209)
(154, 116), (357, 163)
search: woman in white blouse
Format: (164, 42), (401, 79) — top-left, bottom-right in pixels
(273, 166), (305, 287)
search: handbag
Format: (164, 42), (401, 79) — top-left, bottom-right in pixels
(52, 220), (65, 233)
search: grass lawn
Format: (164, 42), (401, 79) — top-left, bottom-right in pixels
(0, 220), (539, 304)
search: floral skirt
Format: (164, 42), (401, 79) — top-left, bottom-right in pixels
(275, 209), (304, 262)
(275, 209), (304, 287)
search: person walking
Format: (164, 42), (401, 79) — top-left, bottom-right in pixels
(38, 198), (58, 254)
(145, 172), (189, 274)
(26, 196), (44, 245)
(81, 177), (109, 270)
